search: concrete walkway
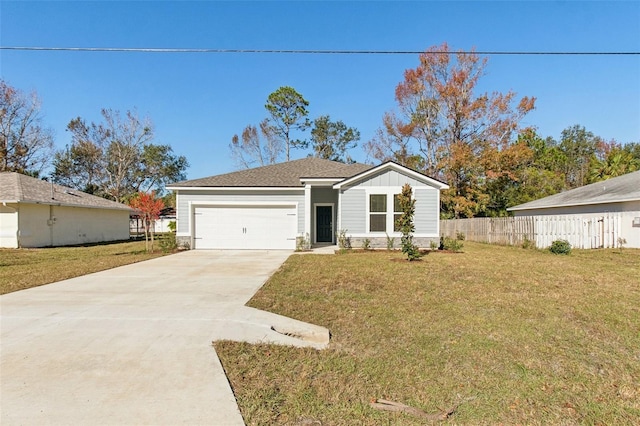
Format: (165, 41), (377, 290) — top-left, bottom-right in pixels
(0, 250), (329, 425)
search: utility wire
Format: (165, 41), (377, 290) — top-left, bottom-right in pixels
(1, 46), (638, 55)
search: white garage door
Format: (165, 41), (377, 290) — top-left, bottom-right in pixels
(193, 205), (297, 250)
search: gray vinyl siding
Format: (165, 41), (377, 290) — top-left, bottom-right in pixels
(353, 170), (425, 187)
(175, 190), (305, 234)
(311, 187), (338, 205)
(338, 186), (439, 237)
(414, 188), (438, 234)
(340, 188), (365, 233)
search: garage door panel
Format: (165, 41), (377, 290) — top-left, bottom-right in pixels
(194, 207), (244, 249)
(194, 206), (296, 250)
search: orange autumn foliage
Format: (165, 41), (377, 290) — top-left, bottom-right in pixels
(365, 42), (536, 218)
(129, 191), (164, 252)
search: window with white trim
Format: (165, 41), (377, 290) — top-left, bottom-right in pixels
(393, 194), (402, 232)
(368, 192), (404, 233)
(369, 194), (387, 232)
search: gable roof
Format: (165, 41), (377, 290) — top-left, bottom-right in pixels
(167, 157), (374, 188)
(0, 172), (132, 211)
(333, 161), (449, 190)
(508, 170), (640, 211)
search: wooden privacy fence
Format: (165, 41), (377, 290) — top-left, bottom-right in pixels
(441, 213), (624, 249)
(440, 217), (534, 247)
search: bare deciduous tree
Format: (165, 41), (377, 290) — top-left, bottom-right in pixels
(53, 109), (188, 202)
(0, 80), (54, 175)
(230, 119), (283, 169)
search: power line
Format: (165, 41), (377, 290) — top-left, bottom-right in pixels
(1, 46), (638, 55)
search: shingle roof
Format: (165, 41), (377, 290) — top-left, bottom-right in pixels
(168, 157), (374, 188)
(508, 170), (640, 211)
(0, 172), (132, 211)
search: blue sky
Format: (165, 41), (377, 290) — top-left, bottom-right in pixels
(2, 1), (639, 180)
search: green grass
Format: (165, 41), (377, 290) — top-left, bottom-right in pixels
(215, 242), (640, 425)
(0, 240), (168, 294)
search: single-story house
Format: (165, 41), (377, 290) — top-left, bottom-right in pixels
(508, 170), (640, 248)
(0, 172), (132, 248)
(167, 158), (449, 250)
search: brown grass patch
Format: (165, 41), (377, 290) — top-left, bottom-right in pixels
(215, 242), (640, 425)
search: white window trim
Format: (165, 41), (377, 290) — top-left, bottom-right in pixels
(313, 203), (335, 244)
(364, 187), (403, 235)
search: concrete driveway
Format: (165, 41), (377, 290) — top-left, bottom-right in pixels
(0, 250), (329, 425)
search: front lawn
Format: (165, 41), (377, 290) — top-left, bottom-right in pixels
(215, 242), (640, 425)
(0, 240), (168, 294)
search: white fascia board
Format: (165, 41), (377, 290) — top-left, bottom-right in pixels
(166, 186), (303, 191)
(333, 162), (449, 190)
(299, 178), (344, 186)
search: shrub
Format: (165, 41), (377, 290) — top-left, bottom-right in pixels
(337, 229), (351, 249)
(549, 239), (571, 255)
(159, 232), (178, 253)
(429, 240), (439, 250)
(385, 233), (396, 251)
(441, 236), (464, 252)
(617, 237), (627, 249)
(361, 238), (371, 250)
(456, 231), (466, 241)
(296, 233), (311, 251)
(521, 237), (535, 249)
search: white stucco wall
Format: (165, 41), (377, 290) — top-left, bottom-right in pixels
(8, 203), (130, 248)
(16, 203), (51, 247)
(0, 204), (19, 248)
(50, 205), (130, 247)
(621, 209), (640, 248)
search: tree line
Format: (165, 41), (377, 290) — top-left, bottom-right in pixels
(4, 40), (639, 219)
(0, 79), (188, 204)
(363, 43), (639, 218)
(228, 44), (638, 219)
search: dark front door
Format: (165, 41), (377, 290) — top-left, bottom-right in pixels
(316, 206), (333, 243)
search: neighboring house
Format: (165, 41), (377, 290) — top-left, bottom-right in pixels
(167, 158), (449, 250)
(130, 207), (176, 234)
(0, 172), (132, 248)
(508, 170), (640, 248)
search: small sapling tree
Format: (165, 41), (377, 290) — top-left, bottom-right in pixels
(396, 183), (421, 261)
(129, 191), (164, 252)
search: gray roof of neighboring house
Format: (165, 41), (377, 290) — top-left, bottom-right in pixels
(168, 157), (375, 188)
(508, 170), (640, 211)
(0, 172), (132, 211)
